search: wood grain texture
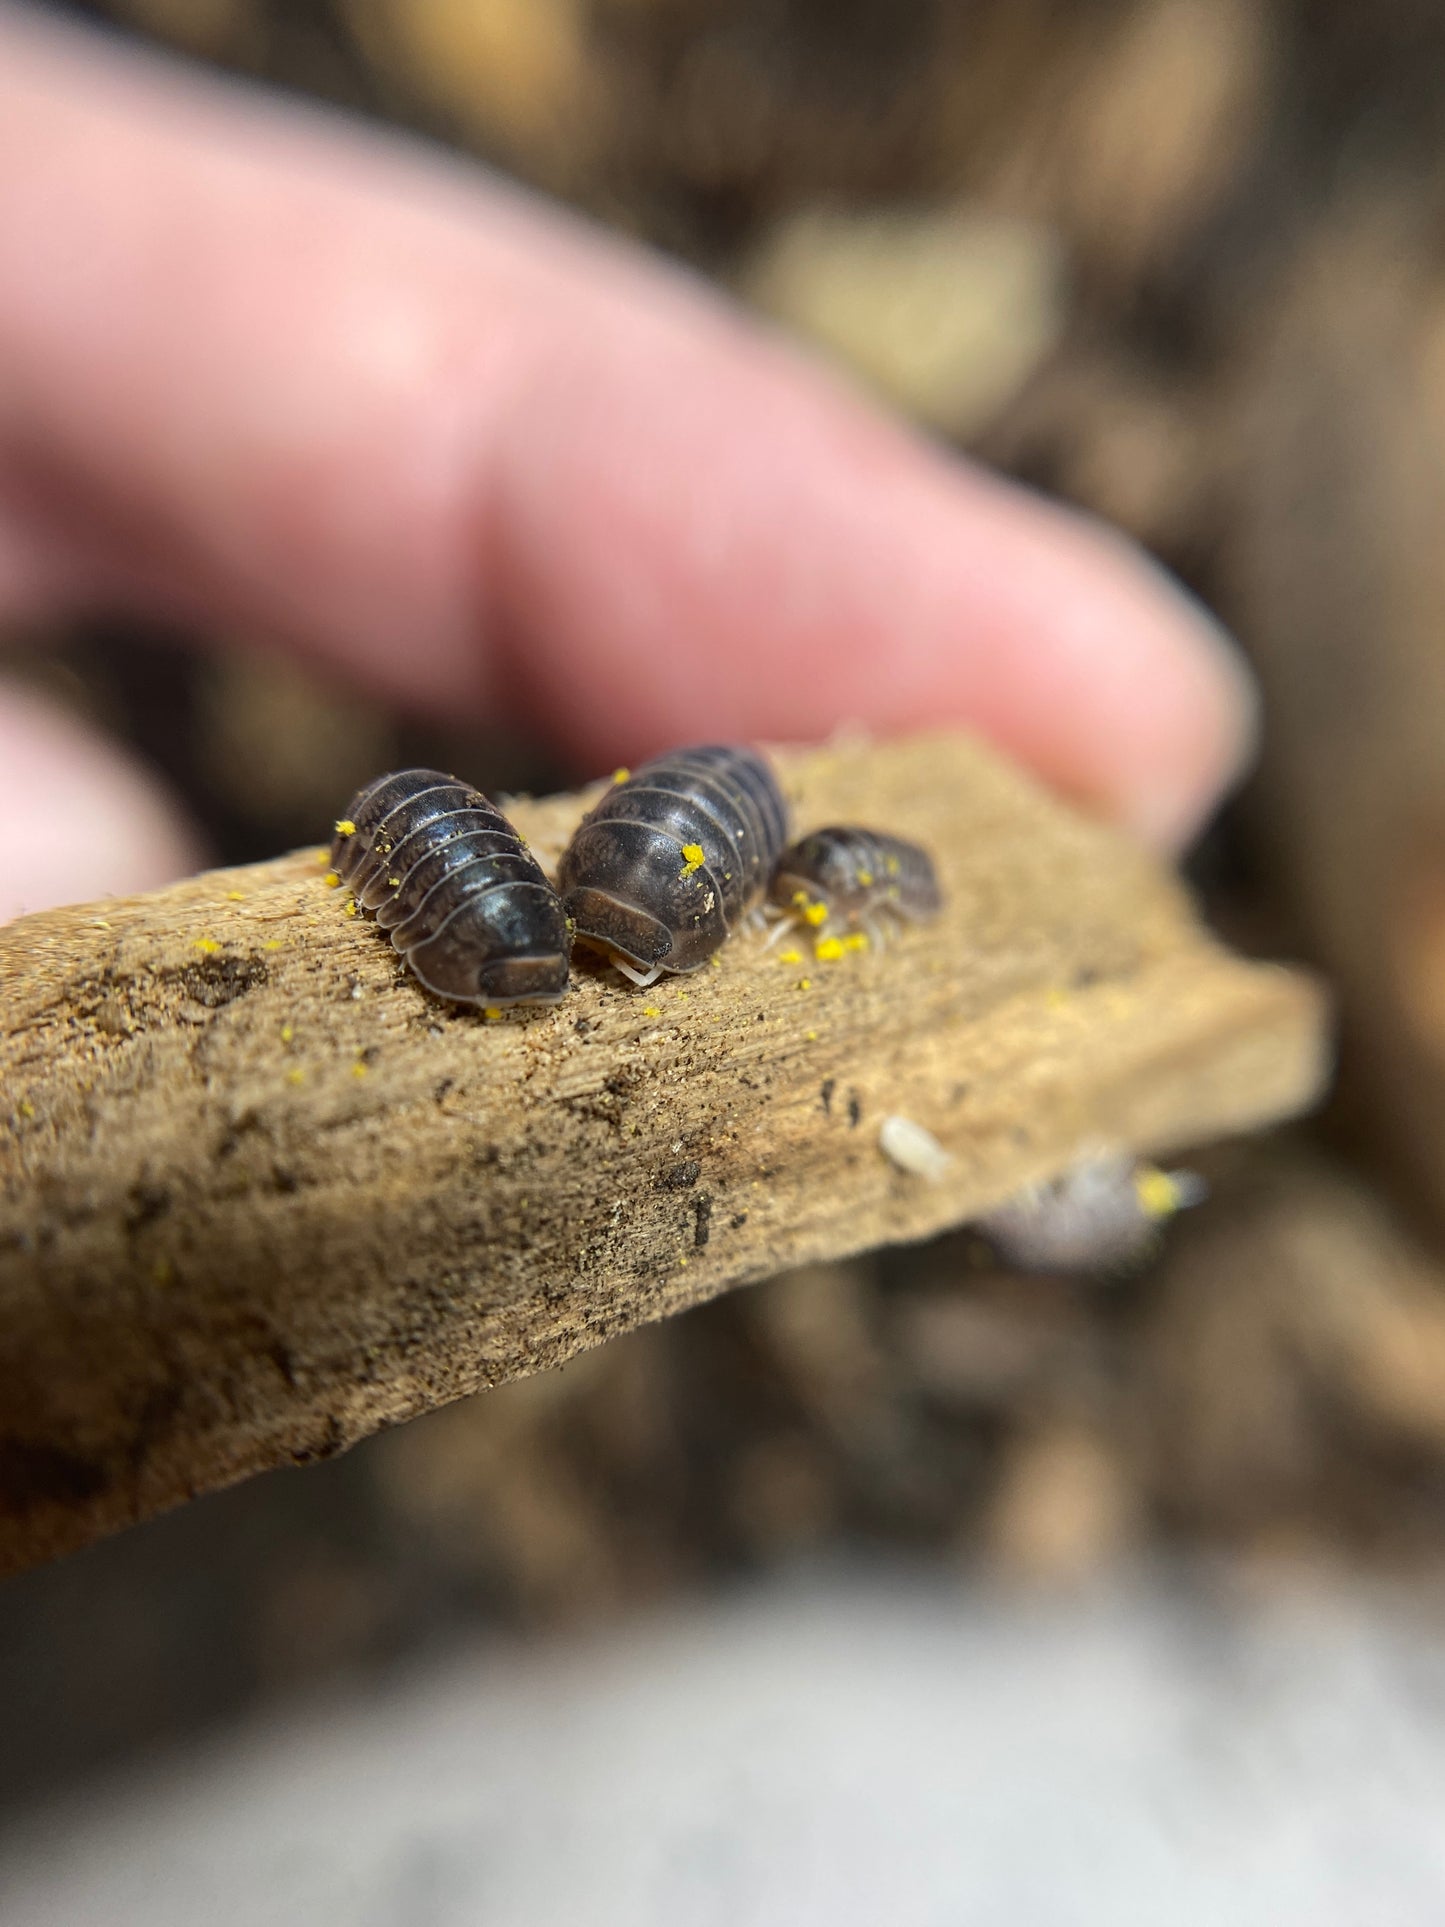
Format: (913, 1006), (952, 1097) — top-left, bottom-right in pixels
(0, 734), (1328, 1574)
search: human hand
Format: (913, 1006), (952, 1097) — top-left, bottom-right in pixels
(0, 6), (1254, 925)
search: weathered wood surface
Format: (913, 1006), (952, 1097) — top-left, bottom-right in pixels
(0, 734), (1327, 1574)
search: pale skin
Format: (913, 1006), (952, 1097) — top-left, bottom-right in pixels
(0, 6), (1256, 925)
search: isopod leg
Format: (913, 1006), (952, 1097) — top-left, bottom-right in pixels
(761, 914), (802, 953)
(611, 955), (664, 988)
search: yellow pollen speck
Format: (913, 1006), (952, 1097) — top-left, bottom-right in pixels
(388, 877), (400, 889)
(814, 937), (845, 962)
(612, 767), (630, 785)
(18, 1099), (36, 1120)
(803, 903), (828, 927)
(315, 848), (330, 865)
(675, 990), (689, 1001)
(796, 977), (813, 991)
(885, 855), (901, 876)
(264, 939), (282, 951)
(92, 918), (112, 929)
(286, 1067), (305, 1087)
(679, 843), (706, 878)
(805, 1030), (818, 1042)
(225, 890), (245, 902)
(1045, 986), (1069, 1010)
(1135, 1166), (1184, 1221)
(334, 818), (356, 837)
(345, 899), (358, 917)
(324, 871), (342, 889)
(791, 890), (810, 909)
(856, 870), (874, 888)
(193, 937), (221, 955)
(843, 932), (869, 952)
(352, 1060), (368, 1079)
(708, 955), (722, 971)
(484, 1007), (503, 1022)
(642, 1005), (661, 1018)
(778, 948), (803, 965)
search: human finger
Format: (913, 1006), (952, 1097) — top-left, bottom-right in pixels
(0, 9), (1253, 849)
(0, 681), (202, 924)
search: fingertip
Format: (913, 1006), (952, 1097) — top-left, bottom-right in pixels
(0, 685), (204, 923)
(493, 322), (1258, 844)
(1034, 509), (1261, 850)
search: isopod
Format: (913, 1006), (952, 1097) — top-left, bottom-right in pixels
(330, 769), (570, 1007)
(768, 825), (941, 948)
(557, 744), (788, 986)
(973, 1152), (1207, 1273)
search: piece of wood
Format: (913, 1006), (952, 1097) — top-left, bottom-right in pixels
(0, 734), (1327, 1574)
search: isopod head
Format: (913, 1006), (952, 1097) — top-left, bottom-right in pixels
(770, 835), (861, 917)
(404, 889), (571, 1007)
(560, 883), (675, 978)
(560, 845), (727, 975)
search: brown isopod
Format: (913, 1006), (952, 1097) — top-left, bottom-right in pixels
(330, 769), (570, 1007)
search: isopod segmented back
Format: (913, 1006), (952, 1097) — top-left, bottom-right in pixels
(557, 745), (788, 984)
(769, 825), (941, 938)
(331, 769), (570, 1007)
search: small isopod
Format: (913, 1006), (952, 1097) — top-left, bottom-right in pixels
(767, 826), (941, 950)
(973, 1152), (1207, 1273)
(557, 744), (788, 986)
(330, 769), (570, 1007)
